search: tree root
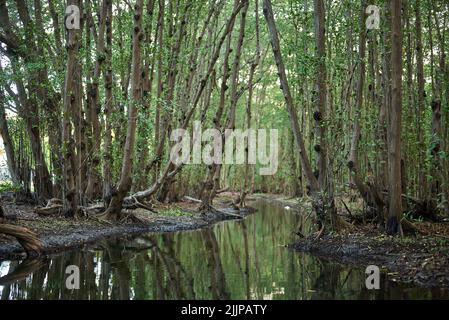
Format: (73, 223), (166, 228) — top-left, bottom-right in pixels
(118, 210), (147, 224)
(401, 217), (421, 235)
(124, 197), (157, 213)
(334, 215), (356, 232)
(0, 224), (43, 256)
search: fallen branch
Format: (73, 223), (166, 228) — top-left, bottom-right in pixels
(216, 187), (229, 194)
(210, 206), (243, 219)
(34, 205), (62, 216)
(340, 198), (354, 219)
(183, 196), (202, 203)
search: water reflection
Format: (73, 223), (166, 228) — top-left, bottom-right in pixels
(0, 200), (448, 300)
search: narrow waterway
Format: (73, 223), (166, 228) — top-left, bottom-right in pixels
(0, 200), (448, 299)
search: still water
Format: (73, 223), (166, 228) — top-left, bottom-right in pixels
(0, 200), (448, 300)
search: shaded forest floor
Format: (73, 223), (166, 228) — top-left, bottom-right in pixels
(0, 193), (254, 260)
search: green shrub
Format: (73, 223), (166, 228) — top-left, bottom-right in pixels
(0, 181), (21, 193)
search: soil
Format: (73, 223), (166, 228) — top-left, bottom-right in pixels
(0, 193), (254, 260)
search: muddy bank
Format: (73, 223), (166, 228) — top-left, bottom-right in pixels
(291, 228), (449, 289)
(250, 194), (449, 289)
(0, 199), (254, 260)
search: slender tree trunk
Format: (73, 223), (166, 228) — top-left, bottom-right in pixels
(240, 0), (261, 206)
(263, 0), (318, 193)
(386, 0), (403, 235)
(103, 0), (114, 201)
(313, 0), (328, 191)
(348, 0), (367, 188)
(0, 88), (20, 186)
(85, 0), (108, 200)
(62, 0), (83, 216)
(415, 0), (427, 198)
(102, 0), (144, 220)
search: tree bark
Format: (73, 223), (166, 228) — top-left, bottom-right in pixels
(0, 86), (20, 186)
(263, 0), (318, 193)
(387, 0), (404, 235)
(102, 0), (144, 220)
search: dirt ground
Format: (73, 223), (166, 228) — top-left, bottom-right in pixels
(0, 192), (253, 260)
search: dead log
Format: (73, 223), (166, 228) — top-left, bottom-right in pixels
(183, 196), (202, 203)
(83, 203), (105, 213)
(34, 204), (63, 216)
(46, 198), (63, 206)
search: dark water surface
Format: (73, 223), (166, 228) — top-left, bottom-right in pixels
(0, 200), (448, 300)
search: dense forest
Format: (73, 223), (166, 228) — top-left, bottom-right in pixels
(0, 0), (448, 255)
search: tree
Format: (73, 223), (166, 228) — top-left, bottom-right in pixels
(263, 0), (345, 232)
(387, 0), (403, 235)
(102, 0), (144, 221)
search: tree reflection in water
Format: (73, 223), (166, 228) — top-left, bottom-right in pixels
(0, 200), (448, 300)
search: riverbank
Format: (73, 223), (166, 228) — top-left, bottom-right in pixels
(292, 228), (449, 288)
(258, 194), (449, 289)
(0, 193), (254, 260)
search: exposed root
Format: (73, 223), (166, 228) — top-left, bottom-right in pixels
(312, 225), (325, 240)
(83, 203), (105, 214)
(119, 210), (147, 224)
(184, 196), (203, 204)
(0, 224), (43, 256)
(126, 196), (157, 213)
(334, 215), (356, 232)
(401, 217), (421, 235)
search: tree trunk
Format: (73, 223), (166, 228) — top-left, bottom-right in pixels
(415, 0), (426, 199)
(62, 0), (83, 216)
(103, 0), (114, 201)
(263, 0), (318, 193)
(264, 0), (342, 232)
(85, 0), (108, 200)
(0, 87), (20, 186)
(102, 0), (144, 220)
(387, 0), (404, 235)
